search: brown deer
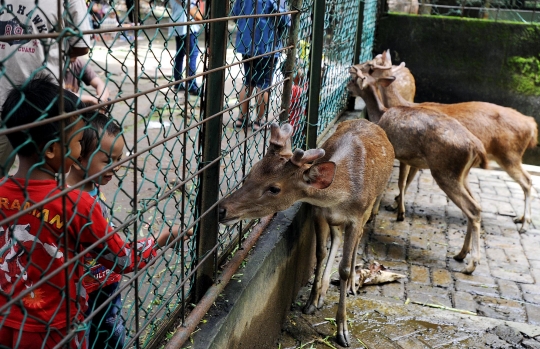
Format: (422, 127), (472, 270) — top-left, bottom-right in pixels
(219, 120), (395, 347)
(358, 50), (416, 106)
(348, 67), (489, 275)
(370, 50), (538, 231)
(359, 51), (420, 216)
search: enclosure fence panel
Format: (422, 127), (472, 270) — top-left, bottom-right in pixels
(0, 0), (376, 347)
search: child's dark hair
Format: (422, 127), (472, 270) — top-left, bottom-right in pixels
(80, 113), (123, 159)
(1, 74), (86, 157)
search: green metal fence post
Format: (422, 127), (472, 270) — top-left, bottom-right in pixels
(280, 0), (302, 123)
(348, 0), (365, 111)
(195, 0), (227, 302)
(306, 0), (326, 149)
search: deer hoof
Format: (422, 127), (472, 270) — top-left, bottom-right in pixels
(453, 253), (466, 262)
(336, 331), (351, 347)
(461, 260), (477, 275)
(513, 215), (525, 224)
(396, 212), (405, 221)
(317, 297), (325, 308)
(514, 216), (530, 233)
(384, 204), (397, 212)
(303, 303), (317, 315)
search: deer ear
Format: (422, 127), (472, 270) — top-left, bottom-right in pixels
(377, 76), (396, 87)
(383, 50), (392, 65)
(303, 162), (336, 190)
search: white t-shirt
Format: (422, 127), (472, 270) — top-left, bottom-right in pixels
(168, 0), (200, 37)
(0, 0), (92, 109)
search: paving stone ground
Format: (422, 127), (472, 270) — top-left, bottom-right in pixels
(277, 111), (540, 349)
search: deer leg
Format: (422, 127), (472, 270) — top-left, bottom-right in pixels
(304, 215), (330, 315)
(405, 167), (419, 193)
(348, 209), (371, 295)
(386, 162), (409, 212)
(434, 173), (482, 274)
(347, 235), (362, 295)
(336, 223), (357, 347)
(370, 194), (384, 220)
(319, 225), (342, 303)
(396, 162), (411, 221)
(497, 158), (532, 232)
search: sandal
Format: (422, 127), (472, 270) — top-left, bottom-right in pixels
(252, 120), (263, 131)
(234, 117), (247, 129)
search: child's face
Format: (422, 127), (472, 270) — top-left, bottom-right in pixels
(82, 133), (125, 186)
(47, 119), (85, 173)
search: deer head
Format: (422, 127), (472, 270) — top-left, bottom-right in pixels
(218, 123), (336, 225)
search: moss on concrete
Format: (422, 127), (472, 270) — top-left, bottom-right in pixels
(507, 55), (540, 96)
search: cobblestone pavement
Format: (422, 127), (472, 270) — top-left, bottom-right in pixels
(278, 113), (540, 348)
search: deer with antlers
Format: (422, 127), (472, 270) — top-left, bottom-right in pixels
(348, 66), (490, 275)
(366, 50), (538, 231)
(219, 120), (394, 347)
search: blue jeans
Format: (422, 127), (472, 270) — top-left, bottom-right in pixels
(174, 31), (199, 91)
(86, 282), (125, 349)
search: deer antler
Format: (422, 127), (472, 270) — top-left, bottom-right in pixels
(290, 148), (325, 167)
(370, 61), (392, 70)
(370, 50), (393, 70)
(349, 66), (366, 80)
(269, 123), (294, 158)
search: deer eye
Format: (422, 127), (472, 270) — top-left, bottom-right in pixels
(268, 186), (281, 195)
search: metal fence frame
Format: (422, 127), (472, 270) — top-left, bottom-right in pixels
(0, 0), (377, 347)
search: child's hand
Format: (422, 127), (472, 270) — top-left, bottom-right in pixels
(156, 224), (194, 249)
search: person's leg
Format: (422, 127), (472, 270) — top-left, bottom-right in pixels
(187, 31), (199, 92)
(174, 35), (187, 90)
(88, 283), (125, 349)
(236, 55), (255, 128)
(254, 91), (269, 127)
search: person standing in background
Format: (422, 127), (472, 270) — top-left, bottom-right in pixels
(0, 0), (92, 176)
(231, 0), (290, 131)
(169, 0), (204, 96)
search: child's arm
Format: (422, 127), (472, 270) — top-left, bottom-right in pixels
(154, 224), (194, 248)
(78, 197), (158, 273)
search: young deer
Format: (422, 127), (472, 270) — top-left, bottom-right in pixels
(370, 50), (538, 231)
(360, 51), (420, 216)
(358, 50), (416, 106)
(219, 120), (395, 347)
(348, 67), (489, 275)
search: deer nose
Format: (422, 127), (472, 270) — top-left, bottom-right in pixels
(218, 207), (226, 222)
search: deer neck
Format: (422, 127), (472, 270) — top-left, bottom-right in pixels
(383, 81), (414, 108)
(361, 85), (386, 123)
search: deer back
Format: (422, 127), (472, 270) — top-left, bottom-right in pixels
(419, 101), (538, 156)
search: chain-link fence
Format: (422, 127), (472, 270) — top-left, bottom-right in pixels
(0, 0), (375, 347)
(388, 0), (540, 22)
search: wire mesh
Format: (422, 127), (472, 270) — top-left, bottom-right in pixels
(0, 0), (376, 347)
(315, 0), (364, 136)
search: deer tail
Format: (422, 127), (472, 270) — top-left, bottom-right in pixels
(528, 125), (538, 149)
(471, 136), (489, 170)
(477, 149), (489, 170)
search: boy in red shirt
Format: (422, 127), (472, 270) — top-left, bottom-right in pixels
(0, 76), (178, 348)
(66, 113), (192, 348)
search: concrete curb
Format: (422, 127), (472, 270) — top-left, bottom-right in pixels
(187, 202), (315, 349)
